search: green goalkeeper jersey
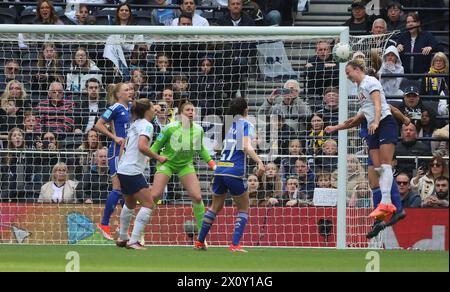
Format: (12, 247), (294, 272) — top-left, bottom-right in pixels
(150, 121), (212, 167)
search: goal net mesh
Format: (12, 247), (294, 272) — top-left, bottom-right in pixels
(0, 28), (393, 247)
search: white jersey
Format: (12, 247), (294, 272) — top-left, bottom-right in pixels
(118, 119), (154, 176)
(357, 75), (392, 125)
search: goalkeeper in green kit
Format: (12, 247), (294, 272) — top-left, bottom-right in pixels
(149, 101), (216, 233)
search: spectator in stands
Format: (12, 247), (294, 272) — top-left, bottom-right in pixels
(22, 111), (38, 148)
(37, 162), (78, 203)
(177, 12), (193, 26)
(0, 128), (35, 202)
(172, 74), (191, 101)
(316, 171), (332, 188)
(349, 181), (372, 208)
(417, 109), (438, 152)
(128, 43), (150, 72)
(396, 85), (431, 129)
(294, 157), (316, 203)
(78, 78), (107, 133)
(379, 45), (404, 96)
(331, 154), (367, 204)
(248, 174), (267, 206)
(190, 56), (224, 116)
(35, 131), (59, 152)
(411, 156), (448, 200)
(130, 69), (152, 99)
(421, 52), (449, 116)
(396, 12), (442, 75)
(0, 60), (22, 92)
(172, 0), (209, 26)
(343, 0), (376, 35)
(66, 47), (102, 92)
(422, 176), (449, 208)
(258, 79), (311, 133)
(74, 129), (104, 179)
(149, 53), (172, 92)
(371, 18), (397, 47)
(217, 0), (255, 26)
(281, 176), (309, 207)
(152, 0), (179, 26)
(156, 53), (171, 73)
(35, 81), (82, 133)
(280, 139), (304, 180)
(431, 123), (449, 157)
(316, 87), (340, 126)
(260, 162), (283, 204)
(395, 123), (431, 177)
(77, 148), (110, 204)
(0, 98), (23, 138)
(34, 0), (64, 25)
(75, 4), (95, 25)
(159, 87), (177, 121)
(385, 1), (405, 32)
(305, 113), (327, 156)
(395, 172), (422, 207)
(315, 138), (338, 173)
(32, 43), (64, 95)
(115, 2), (136, 26)
(271, 114), (296, 158)
(305, 40), (339, 98)
(1, 80), (31, 111)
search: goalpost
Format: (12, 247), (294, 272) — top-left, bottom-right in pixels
(0, 24), (393, 248)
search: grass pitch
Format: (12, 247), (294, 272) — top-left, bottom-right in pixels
(0, 245), (448, 272)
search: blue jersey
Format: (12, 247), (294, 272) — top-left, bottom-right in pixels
(100, 102), (131, 157)
(215, 118), (255, 179)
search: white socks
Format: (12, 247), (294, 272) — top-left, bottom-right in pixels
(119, 205), (134, 241)
(379, 164), (393, 204)
(129, 207), (152, 244)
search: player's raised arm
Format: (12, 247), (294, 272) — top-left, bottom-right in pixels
(390, 105), (410, 126)
(324, 112), (365, 133)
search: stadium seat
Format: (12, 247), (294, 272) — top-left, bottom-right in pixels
(0, 8), (17, 24)
(19, 9), (37, 24)
(93, 9), (115, 25)
(134, 10), (153, 26)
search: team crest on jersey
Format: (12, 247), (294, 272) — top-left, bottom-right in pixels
(358, 93), (366, 102)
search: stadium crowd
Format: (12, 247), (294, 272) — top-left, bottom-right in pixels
(0, 0), (448, 209)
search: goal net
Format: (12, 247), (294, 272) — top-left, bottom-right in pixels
(0, 25), (393, 248)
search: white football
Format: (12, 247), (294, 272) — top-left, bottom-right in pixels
(332, 42), (352, 63)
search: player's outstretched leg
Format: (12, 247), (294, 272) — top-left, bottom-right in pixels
(98, 188), (122, 240)
(195, 210), (217, 251)
(369, 165), (396, 220)
(367, 180), (406, 238)
(229, 211), (249, 253)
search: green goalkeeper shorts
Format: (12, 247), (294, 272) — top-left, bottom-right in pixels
(155, 161), (196, 178)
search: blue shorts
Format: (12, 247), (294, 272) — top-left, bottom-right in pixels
(108, 156), (119, 176)
(117, 173), (149, 196)
(212, 175), (247, 196)
(367, 115), (398, 150)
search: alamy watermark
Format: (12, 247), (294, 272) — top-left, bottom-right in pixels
(65, 251), (80, 272)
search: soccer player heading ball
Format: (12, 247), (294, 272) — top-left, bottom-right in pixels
(195, 97), (265, 253)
